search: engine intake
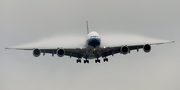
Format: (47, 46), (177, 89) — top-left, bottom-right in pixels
(143, 44), (151, 53)
(33, 49), (41, 57)
(57, 49), (65, 57)
(121, 46), (129, 55)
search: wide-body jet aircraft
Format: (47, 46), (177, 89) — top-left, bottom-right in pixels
(6, 21), (174, 64)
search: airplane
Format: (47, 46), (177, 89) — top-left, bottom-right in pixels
(6, 21), (174, 64)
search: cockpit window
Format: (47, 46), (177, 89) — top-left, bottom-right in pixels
(91, 36), (98, 38)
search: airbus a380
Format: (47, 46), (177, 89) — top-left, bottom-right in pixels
(6, 21), (174, 64)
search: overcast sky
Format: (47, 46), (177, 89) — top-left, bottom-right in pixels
(0, 0), (180, 90)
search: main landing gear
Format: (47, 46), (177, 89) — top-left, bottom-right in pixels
(76, 58), (108, 64)
(103, 58), (108, 62)
(76, 58), (89, 64)
(95, 58), (100, 63)
(84, 60), (89, 64)
(76, 59), (81, 63)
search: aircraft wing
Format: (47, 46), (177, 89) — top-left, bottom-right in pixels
(6, 40), (174, 59)
(99, 40), (174, 57)
(6, 47), (86, 58)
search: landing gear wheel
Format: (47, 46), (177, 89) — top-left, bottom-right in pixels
(98, 60), (100, 63)
(104, 58), (108, 62)
(95, 59), (100, 63)
(84, 60), (89, 64)
(76, 59), (81, 63)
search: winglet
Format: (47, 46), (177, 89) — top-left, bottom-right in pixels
(5, 47), (9, 51)
(86, 21), (89, 34)
(172, 41), (175, 43)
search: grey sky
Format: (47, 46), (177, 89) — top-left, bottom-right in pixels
(1, 0), (180, 90)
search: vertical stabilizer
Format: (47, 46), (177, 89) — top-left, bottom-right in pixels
(86, 21), (89, 34)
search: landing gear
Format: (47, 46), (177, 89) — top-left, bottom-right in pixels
(95, 59), (100, 63)
(76, 59), (81, 63)
(95, 58), (100, 63)
(84, 60), (89, 64)
(76, 57), (108, 64)
(103, 58), (108, 62)
(76, 58), (89, 64)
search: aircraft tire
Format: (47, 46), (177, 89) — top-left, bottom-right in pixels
(84, 60), (89, 64)
(98, 60), (100, 63)
(104, 58), (108, 62)
(95, 59), (100, 63)
(95, 60), (97, 63)
(77, 60), (81, 63)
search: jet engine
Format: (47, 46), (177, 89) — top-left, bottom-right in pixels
(33, 49), (41, 57)
(143, 44), (151, 53)
(121, 46), (129, 55)
(57, 49), (65, 57)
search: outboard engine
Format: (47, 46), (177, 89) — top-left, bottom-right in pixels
(57, 49), (65, 57)
(143, 44), (151, 53)
(33, 49), (41, 57)
(121, 46), (129, 55)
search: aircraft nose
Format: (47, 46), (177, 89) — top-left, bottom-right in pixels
(88, 38), (101, 47)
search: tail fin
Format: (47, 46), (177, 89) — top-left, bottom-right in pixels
(86, 21), (89, 34)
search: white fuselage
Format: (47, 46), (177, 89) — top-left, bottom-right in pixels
(85, 31), (101, 59)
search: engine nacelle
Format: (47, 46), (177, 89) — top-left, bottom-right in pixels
(143, 44), (151, 53)
(57, 49), (65, 57)
(121, 46), (129, 55)
(33, 49), (41, 57)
